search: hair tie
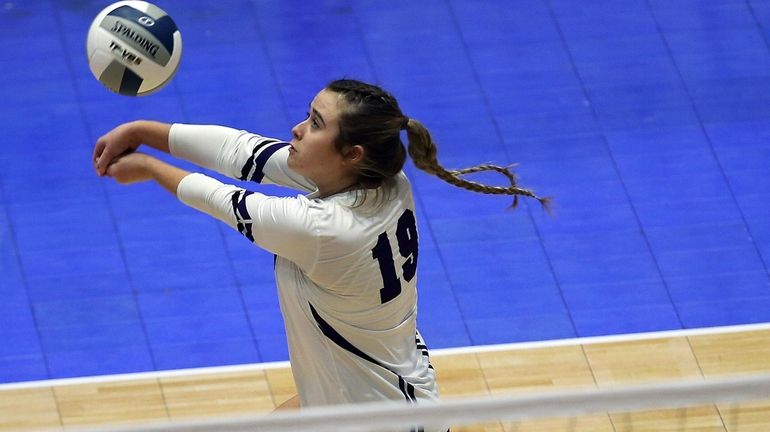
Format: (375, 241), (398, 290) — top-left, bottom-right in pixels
(401, 116), (410, 130)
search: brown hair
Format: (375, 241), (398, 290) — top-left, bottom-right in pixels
(327, 79), (550, 209)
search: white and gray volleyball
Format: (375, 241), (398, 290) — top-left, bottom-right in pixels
(86, 1), (182, 96)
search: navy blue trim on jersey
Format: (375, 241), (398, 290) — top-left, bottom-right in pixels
(239, 140), (279, 181)
(310, 303), (381, 366)
(309, 302), (419, 404)
(107, 5), (178, 53)
(399, 376), (417, 403)
(415, 333), (434, 370)
(251, 142), (289, 183)
(231, 190), (255, 241)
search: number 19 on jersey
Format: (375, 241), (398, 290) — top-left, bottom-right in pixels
(371, 209), (419, 304)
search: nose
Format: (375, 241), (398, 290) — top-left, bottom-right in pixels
(291, 120), (304, 141)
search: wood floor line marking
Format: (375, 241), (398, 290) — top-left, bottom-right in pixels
(2, 322), (768, 392)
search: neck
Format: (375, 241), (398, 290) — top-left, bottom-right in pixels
(316, 176), (359, 198)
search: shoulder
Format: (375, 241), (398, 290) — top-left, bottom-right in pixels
(395, 170), (411, 188)
(303, 172), (414, 226)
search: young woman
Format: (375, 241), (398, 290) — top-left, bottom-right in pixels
(93, 79), (546, 430)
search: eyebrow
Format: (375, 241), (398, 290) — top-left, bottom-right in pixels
(311, 106), (326, 127)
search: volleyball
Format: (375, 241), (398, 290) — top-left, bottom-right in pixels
(86, 1), (182, 96)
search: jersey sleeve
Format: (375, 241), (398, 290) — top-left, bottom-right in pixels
(176, 172), (319, 271)
(168, 123), (317, 193)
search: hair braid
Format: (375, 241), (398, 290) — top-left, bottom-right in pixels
(405, 118), (550, 210)
(449, 164), (518, 186)
(326, 78), (550, 210)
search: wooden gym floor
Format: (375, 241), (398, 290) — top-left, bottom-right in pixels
(1, 324), (769, 432)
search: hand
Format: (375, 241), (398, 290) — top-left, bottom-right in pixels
(105, 152), (155, 184)
(93, 122), (141, 176)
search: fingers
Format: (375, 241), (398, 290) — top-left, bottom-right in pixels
(93, 138), (107, 175)
(104, 162), (117, 178)
(93, 124), (133, 176)
(104, 152), (152, 185)
(104, 155), (132, 184)
(94, 139), (134, 176)
(95, 143), (120, 176)
(93, 137), (121, 177)
(92, 138), (105, 162)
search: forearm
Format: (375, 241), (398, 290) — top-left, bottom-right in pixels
(145, 157), (191, 196)
(127, 120), (172, 153)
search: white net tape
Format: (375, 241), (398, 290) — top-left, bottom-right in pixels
(64, 373), (770, 432)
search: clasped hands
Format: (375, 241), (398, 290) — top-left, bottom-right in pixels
(92, 123), (155, 184)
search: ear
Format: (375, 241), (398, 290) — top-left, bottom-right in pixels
(343, 144), (365, 165)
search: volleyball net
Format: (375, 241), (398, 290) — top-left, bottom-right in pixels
(59, 372), (770, 432)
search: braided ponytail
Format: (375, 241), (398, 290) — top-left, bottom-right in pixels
(404, 118), (550, 210)
(326, 79), (549, 210)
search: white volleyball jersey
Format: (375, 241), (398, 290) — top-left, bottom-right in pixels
(169, 124), (441, 427)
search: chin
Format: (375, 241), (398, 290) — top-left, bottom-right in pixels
(286, 157), (301, 173)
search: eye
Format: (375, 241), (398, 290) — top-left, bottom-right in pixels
(305, 112), (320, 129)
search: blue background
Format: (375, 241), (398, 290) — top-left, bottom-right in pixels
(1, 0), (769, 383)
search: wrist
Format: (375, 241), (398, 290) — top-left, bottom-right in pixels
(128, 120), (172, 153)
(142, 154), (162, 179)
(143, 156), (191, 195)
(122, 120), (146, 150)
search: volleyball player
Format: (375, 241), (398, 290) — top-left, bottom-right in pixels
(93, 79), (547, 432)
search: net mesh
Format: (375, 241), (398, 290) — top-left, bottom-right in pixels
(54, 373), (770, 432)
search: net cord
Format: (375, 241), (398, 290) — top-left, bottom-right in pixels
(60, 373), (770, 432)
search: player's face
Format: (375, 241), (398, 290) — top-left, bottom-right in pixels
(288, 89), (353, 188)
